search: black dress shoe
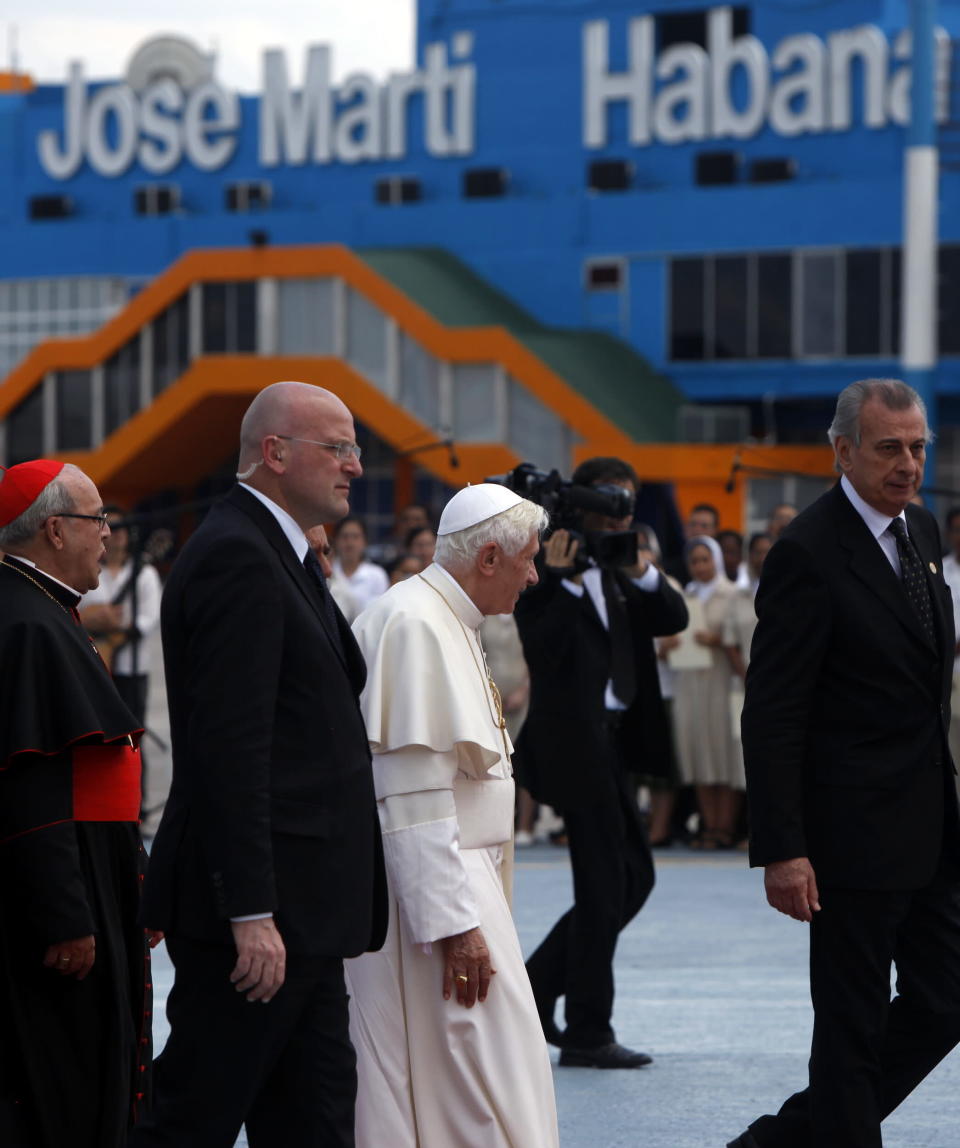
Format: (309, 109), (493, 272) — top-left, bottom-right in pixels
(726, 1133), (761, 1148)
(558, 1042), (653, 1068)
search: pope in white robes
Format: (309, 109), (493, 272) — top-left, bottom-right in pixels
(346, 484), (560, 1148)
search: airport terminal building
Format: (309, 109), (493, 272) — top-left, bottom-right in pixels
(2, 0), (959, 534)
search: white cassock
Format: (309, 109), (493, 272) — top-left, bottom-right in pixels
(346, 562), (559, 1148)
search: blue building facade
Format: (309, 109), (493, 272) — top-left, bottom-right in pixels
(2, 0), (960, 510)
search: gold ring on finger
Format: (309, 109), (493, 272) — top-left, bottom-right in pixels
(456, 974), (468, 984)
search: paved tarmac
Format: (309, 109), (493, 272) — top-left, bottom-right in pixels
(147, 841), (960, 1147)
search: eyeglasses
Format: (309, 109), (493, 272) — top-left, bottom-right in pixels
(58, 513), (110, 530)
(274, 434), (362, 461)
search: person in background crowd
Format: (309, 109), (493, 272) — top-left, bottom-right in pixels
(79, 506), (162, 814)
(766, 502), (798, 540)
(687, 503), (720, 539)
(941, 506), (960, 785)
(389, 554), (423, 584)
(673, 535), (741, 849)
(633, 524), (685, 849)
(0, 460), (150, 1148)
(405, 524), (437, 568)
(366, 504), (432, 568)
(723, 532), (773, 849)
(724, 532), (772, 679)
(307, 524), (361, 623)
(332, 515), (390, 611)
(516, 456), (688, 1068)
(666, 502), (720, 585)
(346, 484), (558, 1148)
(481, 605), (534, 845)
(716, 528), (747, 587)
(132, 382), (386, 1148)
(730, 379), (960, 1148)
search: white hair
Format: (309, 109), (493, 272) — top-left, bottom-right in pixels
(827, 378), (932, 449)
(0, 462), (81, 548)
(435, 499), (548, 571)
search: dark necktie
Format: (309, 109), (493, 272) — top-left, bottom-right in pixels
(888, 518), (936, 646)
(601, 568), (637, 708)
(303, 549), (346, 660)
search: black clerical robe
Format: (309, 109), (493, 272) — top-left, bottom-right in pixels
(0, 556), (150, 1148)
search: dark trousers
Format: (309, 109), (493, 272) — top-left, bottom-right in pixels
(128, 938), (356, 1148)
(525, 732), (655, 1047)
(748, 869), (960, 1148)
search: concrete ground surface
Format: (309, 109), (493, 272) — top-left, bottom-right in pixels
(146, 844), (960, 1148)
(141, 636), (958, 1145)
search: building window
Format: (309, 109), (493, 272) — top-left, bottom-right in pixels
(0, 276), (129, 381)
(667, 246), (915, 362)
(5, 387), (43, 464)
(55, 370), (92, 450)
(714, 256), (748, 359)
(398, 334), (441, 428)
(104, 339), (141, 437)
(585, 261), (624, 291)
(135, 185), (181, 216)
(277, 279), (336, 355)
(670, 258), (707, 360)
(940, 246), (960, 356)
(507, 377), (571, 474)
(756, 254), (792, 358)
(374, 177), (422, 205)
(345, 288), (388, 392)
(657, 6), (749, 50)
(798, 251), (840, 357)
(152, 293), (191, 395)
(202, 282), (256, 354)
(226, 182), (272, 212)
(453, 363), (500, 442)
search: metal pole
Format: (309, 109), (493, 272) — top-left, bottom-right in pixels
(901, 0), (939, 482)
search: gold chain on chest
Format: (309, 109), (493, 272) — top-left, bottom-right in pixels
(3, 559), (73, 616)
(417, 574), (511, 759)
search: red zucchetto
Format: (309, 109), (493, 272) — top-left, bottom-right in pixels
(0, 459), (66, 526)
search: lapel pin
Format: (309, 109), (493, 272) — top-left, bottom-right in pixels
(930, 562), (937, 574)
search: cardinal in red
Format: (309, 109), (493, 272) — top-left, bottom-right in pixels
(0, 459), (151, 1148)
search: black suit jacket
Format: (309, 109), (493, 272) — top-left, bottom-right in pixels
(515, 565), (688, 809)
(143, 486), (386, 956)
(743, 483), (960, 890)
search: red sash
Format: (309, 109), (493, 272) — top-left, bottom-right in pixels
(72, 744), (141, 822)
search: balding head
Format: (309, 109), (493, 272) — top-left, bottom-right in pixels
(238, 382), (349, 474)
(236, 381), (363, 531)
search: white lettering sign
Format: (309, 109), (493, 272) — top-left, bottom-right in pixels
(260, 37), (475, 168)
(39, 34), (476, 180)
(38, 69), (240, 179)
(583, 6), (951, 149)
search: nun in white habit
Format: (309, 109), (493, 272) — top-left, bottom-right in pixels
(345, 485), (559, 1148)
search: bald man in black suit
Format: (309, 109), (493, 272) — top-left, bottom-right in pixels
(131, 382), (386, 1148)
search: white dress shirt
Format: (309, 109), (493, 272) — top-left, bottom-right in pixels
(561, 561), (661, 710)
(840, 474), (907, 576)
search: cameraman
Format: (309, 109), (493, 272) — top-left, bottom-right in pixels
(515, 457), (688, 1068)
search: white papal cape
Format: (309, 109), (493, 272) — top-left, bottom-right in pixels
(346, 563), (559, 1148)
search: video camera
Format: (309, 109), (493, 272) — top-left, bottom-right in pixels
(485, 462), (638, 573)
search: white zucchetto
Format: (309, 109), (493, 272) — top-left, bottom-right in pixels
(436, 483), (525, 536)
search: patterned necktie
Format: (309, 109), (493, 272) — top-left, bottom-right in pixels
(303, 549), (346, 660)
(887, 518), (935, 646)
(601, 568), (637, 707)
